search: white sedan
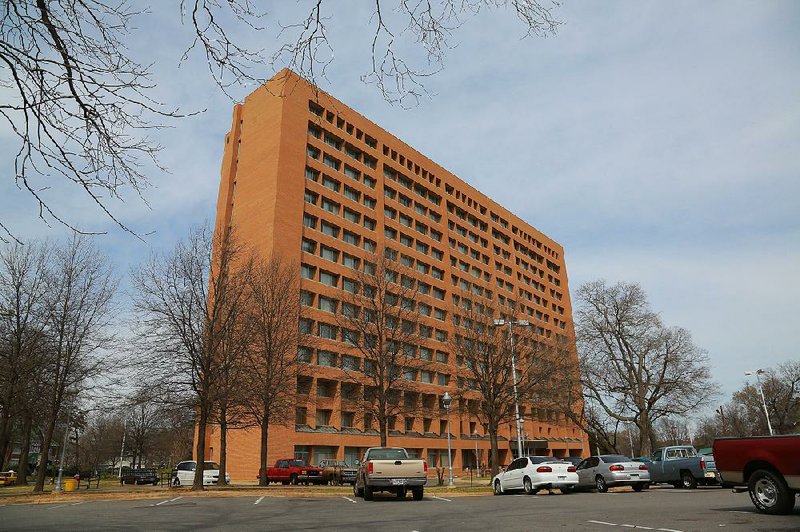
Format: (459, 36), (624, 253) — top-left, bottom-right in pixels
(171, 461), (230, 486)
(493, 456), (579, 495)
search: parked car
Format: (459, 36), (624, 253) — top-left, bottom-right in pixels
(260, 458), (324, 485)
(492, 456), (578, 495)
(0, 470), (17, 486)
(318, 459), (357, 485)
(714, 434), (800, 515)
(648, 445), (719, 488)
(561, 457), (584, 468)
(576, 455), (651, 492)
(354, 447), (427, 501)
(120, 468), (159, 485)
(171, 461), (230, 486)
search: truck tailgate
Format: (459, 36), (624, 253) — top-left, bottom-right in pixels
(369, 459), (426, 478)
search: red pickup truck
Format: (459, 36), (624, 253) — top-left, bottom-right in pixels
(258, 458), (324, 485)
(713, 434), (800, 515)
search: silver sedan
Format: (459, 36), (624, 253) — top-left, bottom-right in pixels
(576, 454), (651, 492)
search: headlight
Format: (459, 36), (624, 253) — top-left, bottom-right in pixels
(301, 470), (307, 475)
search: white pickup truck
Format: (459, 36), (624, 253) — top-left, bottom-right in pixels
(354, 447), (428, 501)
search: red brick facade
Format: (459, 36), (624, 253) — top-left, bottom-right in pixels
(205, 69), (588, 481)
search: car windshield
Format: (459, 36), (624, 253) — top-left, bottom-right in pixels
(289, 460), (306, 467)
(368, 448), (408, 460)
(601, 455), (631, 463)
(204, 462), (220, 470)
(528, 456), (556, 464)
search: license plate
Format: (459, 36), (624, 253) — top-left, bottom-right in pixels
(630, 474), (639, 478)
(391, 479), (406, 485)
(558, 476), (566, 480)
(705, 472), (716, 478)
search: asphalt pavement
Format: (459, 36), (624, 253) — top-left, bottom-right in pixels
(1, 486), (798, 531)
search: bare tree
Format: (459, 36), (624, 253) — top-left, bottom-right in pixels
(32, 236), (117, 492)
(1, 1), (560, 237)
(449, 294), (562, 476)
(335, 250), (426, 446)
(573, 280), (716, 456)
(242, 255), (303, 487)
(131, 225), (248, 490)
(0, 240), (49, 471)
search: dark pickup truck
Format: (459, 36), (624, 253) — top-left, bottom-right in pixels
(714, 434), (800, 515)
(120, 468), (159, 485)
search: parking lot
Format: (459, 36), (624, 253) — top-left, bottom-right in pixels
(1, 487), (798, 531)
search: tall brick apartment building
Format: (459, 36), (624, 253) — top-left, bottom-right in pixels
(206, 69), (588, 480)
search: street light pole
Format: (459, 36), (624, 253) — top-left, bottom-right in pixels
(442, 392), (455, 487)
(473, 429), (480, 477)
(745, 369), (774, 436)
(492, 318), (527, 458)
(54, 404), (73, 493)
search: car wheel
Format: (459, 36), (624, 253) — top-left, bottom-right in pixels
(595, 475), (608, 493)
(413, 487), (424, 500)
(632, 483), (644, 492)
(523, 477), (535, 495)
(493, 479), (503, 495)
(748, 469), (795, 515)
(172, 477), (180, 487)
(680, 471), (697, 489)
(290, 474), (298, 485)
(364, 484), (374, 501)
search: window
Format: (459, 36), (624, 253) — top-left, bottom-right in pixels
(399, 213), (412, 227)
(324, 133), (342, 150)
(418, 283), (430, 296)
(437, 373), (450, 386)
(296, 407), (308, 425)
(301, 238), (316, 253)
(404, 417), (415, 432)
(343, 207), (360, 223)
(299, 318), (313, 334)
(297, 346), (313, 363)
(323, 154), (340, 171)
(342, 253), (360, 270)
(300, 290), (314, 306)
(384, 227), (397, 240)
(432, 287), (445, 300)
(307, 145), (320, 159)
(341, 412), (355, 428)
(342, 355), (360, 372)
(421, 371), (433, 384)
(343, 329), (360, 345)
(435, 329), (448, 342)
(343, 186), (360, 202)
(320, 246), (339, 262)
(319, 271), (338, 287)
(318, 323), (338, 339)
(384, 206), (397, 219)
(363, 175), (376, 188)
(420, 347), (433, 361)
(398, 194), (411, 207)
(304, 190), (318, 205)
(384, 187), (397, 200)
(403, 368), (418, 381)
(322, 175), (339, 192)
(300, 264), (316, 280)
(436, 351), (448, 364)
(344, 165), (359, 181)
(434, 308), (446, 321)
(305, 166), (319, 181)
(418, 303), (431, 316)
(342, 231), (360, 246)
(315, 409), (332, 427)
(363, 218), (376, 231)
(416, 242), (429, 254)
(431, 267), (444, 280)
(321, 198), (339, 214)
(342, 302), (359, 318)
(303, 213), (317, 229)
(363, 196), (376, 209)
(318, 296), (337, 313)
(400, 233), (413, 247)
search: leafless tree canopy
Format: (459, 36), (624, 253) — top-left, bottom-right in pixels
(1, 1), (560, 237)
(573, 280), (716, 456)
(335, 250), (429, 447)
(131, 224), (249, 489)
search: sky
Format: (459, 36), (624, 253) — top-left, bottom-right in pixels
(1, 1), (798, 404)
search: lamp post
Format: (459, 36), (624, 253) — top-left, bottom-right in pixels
(442, 392), (455, 487)
(491, 318), (529, 458)
(54, 403), (74, 493)
(745, 369), (774, 436)
(473, 429), (480, 477)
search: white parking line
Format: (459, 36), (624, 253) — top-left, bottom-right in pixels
(656, 529), (684, 532)
(70, 502), (85, 506)
(254, 496), (264, 505)
(154, 500), (170, 506)
(588, 520), (618, 526)
(46, 504), (69, 511)
(430, 495), (452, 502)
(587, 521), (682, 532)
(342, 496), (357, 504)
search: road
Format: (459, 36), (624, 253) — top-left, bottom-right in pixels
(1, 487), (798, 531)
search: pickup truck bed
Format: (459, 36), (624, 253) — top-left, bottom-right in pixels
(355, 447), (428, 501)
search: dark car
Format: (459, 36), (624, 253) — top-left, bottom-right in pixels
(561, 457), (583, 467)
(121, 468), (160, 485)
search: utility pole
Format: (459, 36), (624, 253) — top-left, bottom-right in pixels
(118, 417), (127, 478)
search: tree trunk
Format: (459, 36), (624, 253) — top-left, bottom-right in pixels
(218, 404), (228, 486)
(193, 405), (208, 491)
(637, 411), (652, 456)
(259, 404), (269, 487)
(0, 390), (13, 471)
(17, 413), (33, 485)
(488, 419), (500, 478)
(33, 415), (57, 492)
(379, 416), (388, 447)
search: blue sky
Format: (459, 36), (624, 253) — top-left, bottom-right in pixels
(1, 1), (798, 403)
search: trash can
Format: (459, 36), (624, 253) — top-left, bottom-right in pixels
(63, 478), (77, 492)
